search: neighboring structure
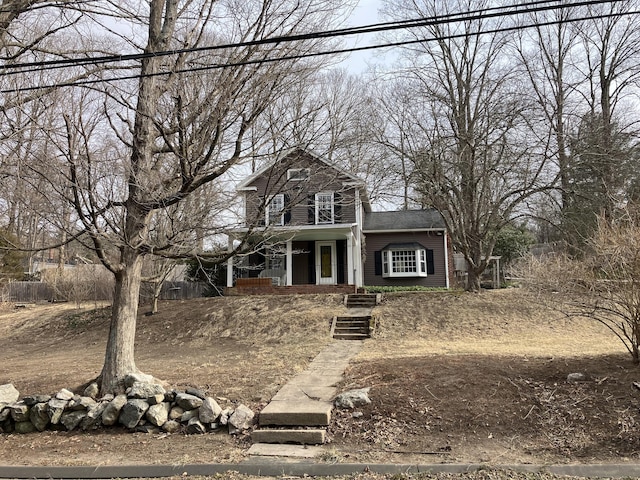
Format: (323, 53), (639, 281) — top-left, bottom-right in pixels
(226, 149), (452, 293)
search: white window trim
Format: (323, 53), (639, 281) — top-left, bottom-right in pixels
(382, 248), (428, 278)
(287, 168), (310, 181)
(266, 194), (285, 226)
(315, 192), (334, 225)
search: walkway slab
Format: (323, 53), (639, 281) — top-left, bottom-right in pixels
(271, 385), (336, 402)
(251, 428), (327, 444)
(247, 443), (323, 458)
(259, 399), (332, 426)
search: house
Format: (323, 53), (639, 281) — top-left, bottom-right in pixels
(225, 149), (452, 293)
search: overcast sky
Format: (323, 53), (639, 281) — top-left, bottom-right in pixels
(342, 0), (383, 73)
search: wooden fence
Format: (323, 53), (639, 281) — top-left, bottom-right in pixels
(2, 280), (208, 304)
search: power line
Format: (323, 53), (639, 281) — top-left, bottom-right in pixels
(0, 0), (636, 94)
(0, 0), (620, 73)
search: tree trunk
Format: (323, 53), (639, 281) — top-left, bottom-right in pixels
(100, 250), (144, 395)
(152, 282), (161, 314)
(466, 267), (482, 292)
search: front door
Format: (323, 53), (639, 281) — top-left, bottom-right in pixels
(316, 241), (336, 285)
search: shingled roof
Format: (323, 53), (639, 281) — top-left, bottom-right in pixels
(363, 209), (446, 231)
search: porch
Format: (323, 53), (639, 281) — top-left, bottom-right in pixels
(226, 225), (364, 292)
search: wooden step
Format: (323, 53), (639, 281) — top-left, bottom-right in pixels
(344, 294), (379, 308)
(251, 428), (327, 445)
(331, 315), (371, 340)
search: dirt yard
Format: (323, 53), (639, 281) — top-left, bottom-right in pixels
(1, 289), (639, 469)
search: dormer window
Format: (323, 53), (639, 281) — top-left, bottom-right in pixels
(266, 194), (285, 226)
(287, 168), (310, 181)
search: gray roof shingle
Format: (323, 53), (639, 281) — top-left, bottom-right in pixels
(363, 209), (446, 231)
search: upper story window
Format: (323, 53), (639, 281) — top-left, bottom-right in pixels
(315, 192), (334, 224)
(287, 168), (310, 181)
(266, 194), (285, 226)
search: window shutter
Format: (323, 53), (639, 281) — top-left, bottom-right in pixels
(284, 194), (291, 225)
(426, 249), (435, 275)
(374, 251), (382, 276)
(308, 195), (315, 224)
(334, 192), (342, 223)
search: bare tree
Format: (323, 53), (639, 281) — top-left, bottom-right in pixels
(523, 210), (640, 364)
(379, 0), (552, 291)
(512, 5), (582, 238)
(20, 0), (352, 394)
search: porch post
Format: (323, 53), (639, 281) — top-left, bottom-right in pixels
(226, 236), (234, 288)
(346, 232), (354, 285)
(286, 239), (293, 286)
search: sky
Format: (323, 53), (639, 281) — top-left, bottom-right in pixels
(342, 0), (384, 73)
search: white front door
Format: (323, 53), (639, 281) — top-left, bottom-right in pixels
(316, 241), (337, 285)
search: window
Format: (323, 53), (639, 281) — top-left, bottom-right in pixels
(377, 243), (433, 278)
(315, 192), (334, 224)
(266, 194), (285, 226)
(287, 168), (310, 181)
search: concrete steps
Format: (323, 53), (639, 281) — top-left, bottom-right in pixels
(251, 341), (363, 447)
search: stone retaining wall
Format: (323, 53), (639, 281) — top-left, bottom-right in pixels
(0, 378), (254, 435)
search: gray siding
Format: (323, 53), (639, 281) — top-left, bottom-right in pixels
(363, 232), (448, 287)
(243, 152), (357, 226)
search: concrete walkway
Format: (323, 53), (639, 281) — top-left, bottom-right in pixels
(250, 340), (363, 450)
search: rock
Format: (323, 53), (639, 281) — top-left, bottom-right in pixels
(185, 417), (206, 434)
(81, 402), (108, 430)
(119, 399), (149, 429)
(146, 402), (170, 427)
(68, 396), (97, 411)
(101, 394), (115, 402)
(61, 410), (86, 431)
(30, 403), (50, 431)
(128, 382), (166, 400)
(23, 394), (51, 406)
(84, 383), (100, 399)
(334, 388), (371, 409)
(181, 408), (199, 423)
(101, 394), (128, 426)
(185, 387), (207, 399)
(14, 421), (36, 434)
(124, 373), (154, 388)
(169, 405), (184, 421)
(1, 418), (14, 433)
(148, 394), (165, 406)
(164, 390), (177, 403)
(47, 398), (68, 425)
(162, 420), (181, 433)
(175, 392), (203, 410)
(352, 411), (364, 419)
(219, 407), (233, 426)
(0, 384), (19, 404)
(199, 397), (222, 424)
(10, 402), (30, 422)
(0, 405), (10, 422)
(567, 373), (588, 383)
(136, 424), (161, 434)
(55, 388), (75, 401)
(228, 404), (254, 434)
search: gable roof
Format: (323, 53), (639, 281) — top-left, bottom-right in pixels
(363, 209), (446, 231)
(237, 147), (363, 190)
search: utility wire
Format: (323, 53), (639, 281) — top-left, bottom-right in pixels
(0, 0), (636, 94)
(0, 0), (626, 73)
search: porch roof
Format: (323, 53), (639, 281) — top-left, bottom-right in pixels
(228, 223), (357, 242)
